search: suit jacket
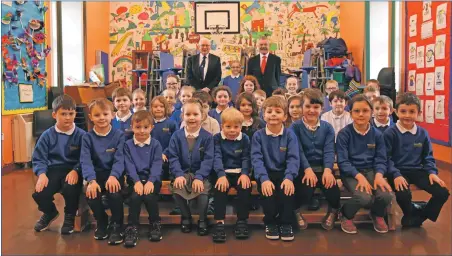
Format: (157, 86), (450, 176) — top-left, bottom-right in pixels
(186, 53), (222, 90)
(247, 53), (281, 97)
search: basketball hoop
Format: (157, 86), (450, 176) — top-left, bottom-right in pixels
(208, 24), (226, 36)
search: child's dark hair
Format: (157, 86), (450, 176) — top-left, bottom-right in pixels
(52, 95), (76, 112)
(112, 87), (132, 101)
(288, 95), (303, 109)
(302, 88), (324, 106)
(328, 90), (348, 103)
(263, 96), (288, 113)
(349, 94), (373, 110)
(88, 98), (114, 113)
(238, 75), (260, 94)
(192, 90), (213, 104)
(211, 85), (232, 100)
(150, 96), (171, 117)
(373, 95), (394, 109)
(395, 92), (421, 111)
(272, 87), (288, 96)
(132, 110), (153, 125)
(236, 92), (260, 127)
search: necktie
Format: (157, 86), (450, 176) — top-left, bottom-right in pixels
(199, 55), (207, 80)
(261, 55), (267, 74)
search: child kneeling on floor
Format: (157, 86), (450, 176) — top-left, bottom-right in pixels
(123, 110), (163, 247)
(212, 108), (252, 242)
(81, 98), (125, 245)
(251, 96), (300, 241)
(336, 95), (393, 234)
(167, 99), (214, 236)
(384, 93), (450, 228)
(32, 95), (86, 234)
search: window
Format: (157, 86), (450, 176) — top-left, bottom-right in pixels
(368, 2), (389, 80)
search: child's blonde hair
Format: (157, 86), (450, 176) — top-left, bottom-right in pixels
(372, 95), (394, 109)
(366, 79), (380, 90)
(88, 98), (114, 113)
(325, 80), (339, 88)
(112, 87), (132, 101)
(180, 85), (195, 95)
(221, 108), (244, 125)
(229, 60), (241, 67)
(286, 76), (299, 85)
(150, 96), (171, 117)
(253, 89), (266, 98)
(363, 86), (379, 94)
(162, 88), (176, 97)
(132, 88), (145, 98)
(182, 98), (203, 114)
(262, 96), (288, 113)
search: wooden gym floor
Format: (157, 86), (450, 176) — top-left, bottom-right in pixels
(2, 168), (451, 255)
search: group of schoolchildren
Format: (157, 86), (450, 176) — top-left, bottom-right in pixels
(32, 62), (450, 248)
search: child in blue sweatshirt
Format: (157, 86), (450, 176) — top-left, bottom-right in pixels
(167, 99), (214, 236)
(123, 111), (163, 247)
(111, 87), (133, 140)
(251, 96), (300, 242)
(170, 85), (195, 126)
(32, 95), (86, 234)
(371, 96), (394, 133)
(212, 108), (252, 243)
(81, 98), (125, 245)
(208, 86), (232, 125)
(150, 96), (178, 180)
(384, 93), (449, 227)
(222, 60), (243, 100)
(336, 94), (393, 235)
(290, 89), (340, 231)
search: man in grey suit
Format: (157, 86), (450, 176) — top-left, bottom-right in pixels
(247, 37), (281, 96)
(186, 38), (222, 92)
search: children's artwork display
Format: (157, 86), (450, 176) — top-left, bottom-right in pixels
(406, 2), (451, 145)
(1, 1), (50, 115)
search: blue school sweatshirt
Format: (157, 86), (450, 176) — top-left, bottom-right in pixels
(251, 128), (300, 183)
(208, 108), (230, 125)
(169, 109), (182, 127)
(290, 120), (335, 171)
(336, 124), (387, 178)
(222, 75), (243, 100)
(111, 114), (133, 132)
(124, 138), (163, 183)
(151, 118), (178, 156)
(371, 117), (394, 133)
(213, 133), (251, 177)
(80, 128), (125, 182)
(383, 125), (438, 178)
(242, 117), (266, 142)
(167, 128), (214, 181)
(32, 126), (86, 176)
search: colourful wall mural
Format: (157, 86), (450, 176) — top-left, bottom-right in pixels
(109, 1), (340, 86)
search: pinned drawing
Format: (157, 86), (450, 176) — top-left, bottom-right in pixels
(425, 72), (434, 96)
(416, 46), (425, 69)
(408, 70), (416, 92)
(421, 20), (433, 39)
(425, 100), (434, 124)
(434, 66), (445, 90)
(435, 34), (446, 59)
(425, 44), (435, 68)
(409, 42), (416, 64)
(422, 1), (432, 21)
(416, 73), (424, 96)
(436, 3), (447, 30)
(435, 95), (445, 119)
(409, 14), (417, 37)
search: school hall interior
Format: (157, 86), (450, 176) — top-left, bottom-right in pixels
(1, 1), (451, 255)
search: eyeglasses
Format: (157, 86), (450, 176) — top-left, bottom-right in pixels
(167, 82), (178, 85)
(326, 87), (338, 90)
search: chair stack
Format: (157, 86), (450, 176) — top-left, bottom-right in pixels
(75, 104), (89, 131)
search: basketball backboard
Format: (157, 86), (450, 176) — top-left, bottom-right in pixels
(194, 2), (240, 34)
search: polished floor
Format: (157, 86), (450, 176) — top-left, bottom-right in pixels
(2, 169), (451, 255)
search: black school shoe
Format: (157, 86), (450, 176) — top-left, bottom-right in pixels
(265, 224), (279, 240)
(308, 198), (320, 211)
(34, 211), (59, 232)
(149, 221), (162, 241)
(94, 224), (109, 240)
(234, 220), (249, 239)
(108, 223), (124, 245)
(197, 220), (209, 236)
(280, 224), (294, 241)
(212, 222), (226, 243)
(181, 218), (192, 233)
(123, 225), (139, 248)
(61, 213), (75, 235)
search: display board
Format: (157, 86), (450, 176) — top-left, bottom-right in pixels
(406, 1), (451, 146)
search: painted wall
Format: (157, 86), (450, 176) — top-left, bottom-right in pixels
(108, 1), (341, 87)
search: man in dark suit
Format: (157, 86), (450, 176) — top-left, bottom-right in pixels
(247, 37), (281, 96)
(186, 38), (222, 92)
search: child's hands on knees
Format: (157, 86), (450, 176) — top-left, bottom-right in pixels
(238, 174), (251, 189)
(162, 154), (168, 162)
(106, 176), (121, 193)
(261, 180), (275, 197)
(86, 180), (101, 199)
(281, 179), (295, 196)
(215, 176), (229, 192)
(144, 181), (155, 194)
(394, 176), (409, 191)
(65, 170), (79, 185)
(174, 176), (186, 189)
(134, 181), (144, 196)
(192, 179), (204, 193)
(429, 174), (447, 188)
(35, 173), (49, 193)
(355, 173), (373, 194)
(374, 173), (392, 192)
(322, 168), (336, 189)
(302, 168), (318, 187)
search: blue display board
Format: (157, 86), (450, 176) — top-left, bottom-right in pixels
(1, 1), (49, 115)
